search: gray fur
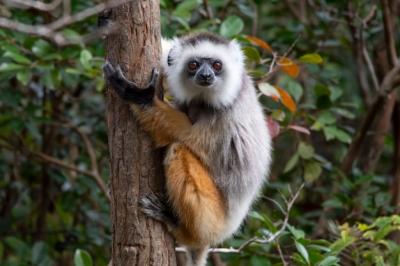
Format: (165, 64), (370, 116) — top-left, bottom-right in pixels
(179, 73), (271, 239)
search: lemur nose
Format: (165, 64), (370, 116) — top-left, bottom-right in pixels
(200, 73), (212, 80)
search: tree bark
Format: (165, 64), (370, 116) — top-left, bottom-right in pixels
(104, 1), (176, 265)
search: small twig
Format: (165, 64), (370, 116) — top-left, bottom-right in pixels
(362, 47), (380, 92)
(276, 242), (288, 266)
(202, 0), (212, 19)
(282, 34), (302, 58)
(63, 0), (71, 17)
(0, 135), (110, 202)
(5, 0), (62, 11)
(362, 5), (377, 27)
(283, 0), (305, 23)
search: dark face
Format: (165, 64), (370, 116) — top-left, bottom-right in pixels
(186, 57), (223, 87)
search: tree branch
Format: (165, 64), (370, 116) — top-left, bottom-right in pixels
(341, 63), (400, 173)
(5, 0), (62, 11)
(0, 0), (130, 46)
(381, 0), (398, 66)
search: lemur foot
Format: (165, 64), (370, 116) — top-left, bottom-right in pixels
(103, 61), (158, 105)
(140, 192), (178, 228)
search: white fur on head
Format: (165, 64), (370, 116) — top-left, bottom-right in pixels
(161, 38), (177, 71)
(162, 37), (245, 108)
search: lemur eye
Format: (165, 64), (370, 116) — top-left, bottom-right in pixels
(187, 61), (199, 71)
(212, 61), (223, 71)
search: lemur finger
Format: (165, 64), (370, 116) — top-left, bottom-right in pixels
(139, 193), (178, 228)
(102, 61), (115, 78)
(148, 68), (160, 89)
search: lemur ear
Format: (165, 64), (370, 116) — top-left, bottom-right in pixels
(161, 37), (181, 69)
(229, 40), (245, 64)
(167, 50), (174, 66)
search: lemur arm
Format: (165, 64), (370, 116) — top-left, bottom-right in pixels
(103, 62), (192, 147)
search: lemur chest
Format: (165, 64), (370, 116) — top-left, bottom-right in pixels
(178, 102), (217, 124)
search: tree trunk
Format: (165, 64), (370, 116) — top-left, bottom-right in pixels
(104, 1), (176, 265)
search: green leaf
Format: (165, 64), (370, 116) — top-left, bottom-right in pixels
(298, 142), (315, 159)
(242, 46), (261, 63)
(317, 256), (339, 266)
(304, 161), (322, 182)
(323, 126), (351, 143)
(219, 16), (244, 38)
(249, 211), (277, 233)
(4, 51), (31, 64)
(32, 242), (48, 265)
(333, 128), (351, 144)
(74, 249), (93, 266)
(173, 0), (200, 19)
(284, 152), (299, 173)
(288, 225), (306, 240)
(0, 62), (25, 72)
(250, 255), (272, 266)
(5, 237), (30, 257)
(299, 53), (324, 64)
(17, 70), (32, 86)
(295, 241), (310, 265)
(330, 232), (356, 254)
(32, 40), (52, 57)
(80, 50), (93, 70)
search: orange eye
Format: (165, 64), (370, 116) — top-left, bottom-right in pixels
(212, 61), (222, 71)
(188, 61), (198, 71)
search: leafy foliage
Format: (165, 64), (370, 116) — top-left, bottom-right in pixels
(1, 0), (399, 265)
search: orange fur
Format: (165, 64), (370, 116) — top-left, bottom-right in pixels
(165, 143), (225, 247)
(132, 99), (192, 147)
(132, 98), (226, 247)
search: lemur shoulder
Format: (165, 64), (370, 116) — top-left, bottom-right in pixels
(103, 32), (272, 266)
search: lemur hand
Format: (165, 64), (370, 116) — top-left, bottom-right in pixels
(103, 61), (158, 105)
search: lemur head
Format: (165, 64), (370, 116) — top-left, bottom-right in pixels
(162, 33), (245, 108)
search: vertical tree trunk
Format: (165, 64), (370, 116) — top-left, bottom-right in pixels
(104, 1), (176, 265)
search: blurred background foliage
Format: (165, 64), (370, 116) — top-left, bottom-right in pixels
(0, 0), (399, 265)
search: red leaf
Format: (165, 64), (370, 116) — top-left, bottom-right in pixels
(245, 35), (273, 53)
(288, 125), (310, 135)
(277, 57), (300, 78)
(274, 86), (297, 112)
(266, 117), (280, 139)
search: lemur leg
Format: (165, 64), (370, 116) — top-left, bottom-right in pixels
(165, 143), (226, 247)
(103, 62), (192, 147)
(186, 247), (209, 266)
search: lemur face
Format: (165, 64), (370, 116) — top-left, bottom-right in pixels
(185, 57), (223, 88)
(163, 33), (245, 108)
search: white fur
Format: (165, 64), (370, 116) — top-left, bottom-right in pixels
(162, 39), (245, 108)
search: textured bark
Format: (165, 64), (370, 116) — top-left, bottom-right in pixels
(104, 1), (176, 265)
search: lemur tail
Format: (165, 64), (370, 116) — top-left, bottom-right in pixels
(185, 246), (209, 266)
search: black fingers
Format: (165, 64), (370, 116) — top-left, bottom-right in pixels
(103, 61), (156, 105)
(98, 9), (112, 27)
(139, 192), (178, 228)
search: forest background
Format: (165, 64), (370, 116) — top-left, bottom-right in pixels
(0, 0), (400, 265)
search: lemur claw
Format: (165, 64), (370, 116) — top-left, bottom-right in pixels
(103, 60), (157, 105)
